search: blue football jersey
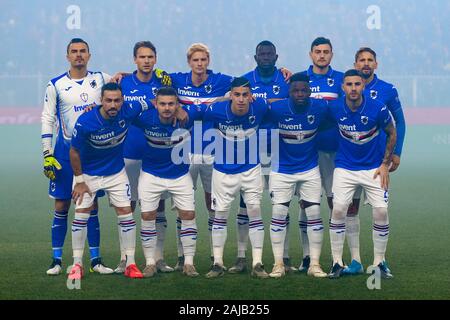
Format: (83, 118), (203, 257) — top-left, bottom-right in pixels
(268, 98), (328, 174)
(328, 97), (393, 170)
(133, 104), (204, 179)
(71, 104), (142, 176)
(121, 71), (165, 160)
(302, 65), (344, 153)
(203, 98), (269, 174)
(242, 68), (289, 100)
(364, 74), (405, 156)
(171, 70), (233, 155)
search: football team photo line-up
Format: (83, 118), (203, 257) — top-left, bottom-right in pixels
(41, 36), (404, 280)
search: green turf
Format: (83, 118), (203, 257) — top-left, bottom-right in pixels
(0, 124), (449, 299)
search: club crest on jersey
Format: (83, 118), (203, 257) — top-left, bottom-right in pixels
(273, 85), (280, 95)
(90, 80), (97, 89)
(205, 84), (212, 94)
(152, 87), (158, 96)
(249, 115), (256, 124)
(361, 116), (369, 125)
(307, 115), (315, 124)
(51, 182), (56, 192)
(80, 93), (88, 102)
(370, 90), (378, 99)
(119, 120), (126, 128)
(327, 78), (334, 87)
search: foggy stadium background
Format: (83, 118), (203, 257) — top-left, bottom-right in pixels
(1, 0), (449, 110)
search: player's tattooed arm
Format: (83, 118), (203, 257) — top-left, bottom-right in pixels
(70, 147), (92, 205)
(374, 122), (397, 190)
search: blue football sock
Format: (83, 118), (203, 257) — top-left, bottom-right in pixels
(87, 209), (100, 260)
(51, 210), (68, 260)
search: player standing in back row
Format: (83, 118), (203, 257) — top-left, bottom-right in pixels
(299, 37), (360, 272)
(41, 38), (113, 276)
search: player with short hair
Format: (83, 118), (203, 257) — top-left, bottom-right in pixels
(170, 43), (233, 271)
(229, 40), (293, 274)
(327, 70), (396, 279)
(341, 47), (406, 274)
(68, 82), (145, 280)
(41, 38), (113, 276)
(132, 87), (202, 277)
(205, 77), (270, 279)
(298, 37), (360, 272)
(114, 40), (174, 274)
(267, 73), (328, 278)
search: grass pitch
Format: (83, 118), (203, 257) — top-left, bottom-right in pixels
(0, 124), (449, 300)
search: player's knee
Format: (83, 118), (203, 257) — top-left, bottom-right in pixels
(272, 203), (289, 218)
(55, 199), (71, 212)
(115, 206), (132, 216)
(141, 211), (157, 221)
(373, 207), (388, 222)
(331, 202), (348, 220)
(179, 210), (195, 220)
(300, 200), (320, 209)
(245, 203), (261, 218)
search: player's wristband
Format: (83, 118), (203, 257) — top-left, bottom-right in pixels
(74, 175), (85, 184)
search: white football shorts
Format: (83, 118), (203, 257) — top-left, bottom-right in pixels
(138, 171), (195, 212)
(211, 165), (263, 212)
(332, 168), (389, 208)
(74, 168), (131, 210)
(269, 166), (322, 204)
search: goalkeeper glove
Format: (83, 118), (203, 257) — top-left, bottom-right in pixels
(43, 154), (62, 181)
(155, 68), (172, 86)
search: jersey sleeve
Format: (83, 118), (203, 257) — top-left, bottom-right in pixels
(70, 121), (86, 151)
(391, 107), (406, 156)
(378, 104), (393, 130)
(101, 72), (112, 84)
(41, 81), (57, 156)
(387, 86), (402, 113)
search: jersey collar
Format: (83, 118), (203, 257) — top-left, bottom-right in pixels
(306, 65), (335, 79)
(187, 69), (214, 87)
(343, 95), (367, 115)
(253, 67), (280, 84)
(132, 70), (155, 86)
(366, 74), (379, 90)
(225, 101), (255, 120)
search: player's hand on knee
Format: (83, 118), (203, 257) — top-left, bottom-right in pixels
(374, 163), (390, 190)
(154, 68), (172, 87)
(389, 155), (401, 172)
(72, 182), (92, 205)
(43, 154), (62, 180)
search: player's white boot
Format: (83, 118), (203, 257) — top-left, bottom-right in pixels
(307, 264), (328, 278)
(46, 259), (62, 276)
(114, 260), (127, 274)
(91, 264), (114, 274)
(269, 263), (286, 278)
